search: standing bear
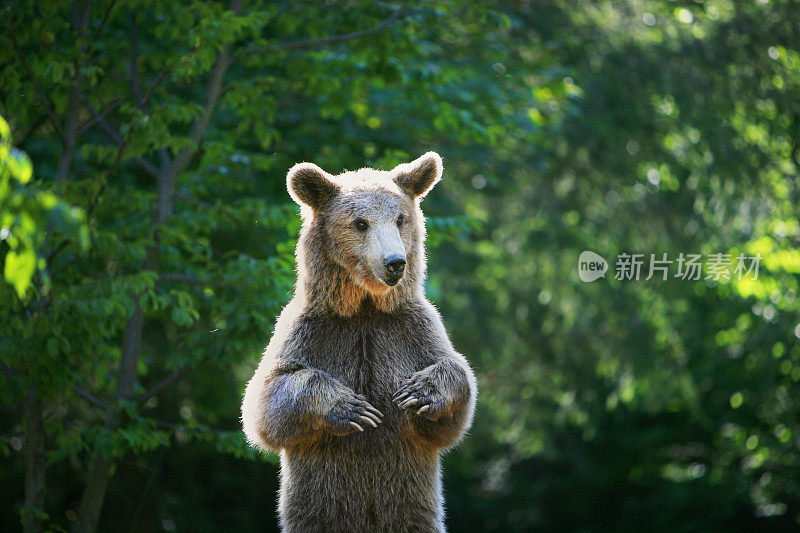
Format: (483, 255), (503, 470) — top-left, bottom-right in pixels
(241, 152), (477, 532)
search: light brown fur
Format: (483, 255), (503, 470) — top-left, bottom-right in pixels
(242, 153), (477, 532)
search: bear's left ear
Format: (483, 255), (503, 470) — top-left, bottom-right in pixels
(392, 151), (443, 200)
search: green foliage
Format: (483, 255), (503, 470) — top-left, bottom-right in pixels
(1, 0), (800, 531)
(434, 1), (800, 530)
(0, 116), (87, 297)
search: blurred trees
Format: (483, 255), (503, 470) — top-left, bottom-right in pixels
(438, 1), (800, 530)
(1, 0), (800, 532)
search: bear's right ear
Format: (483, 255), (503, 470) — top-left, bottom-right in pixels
(287, 162), (339, 209)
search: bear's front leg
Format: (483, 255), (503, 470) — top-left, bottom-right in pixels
(248, 365), (383, 451)
(393, 354), (477, 450)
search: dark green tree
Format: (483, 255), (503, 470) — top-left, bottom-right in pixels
(1, 2), (521, 531)
(3, 0), (800, 531)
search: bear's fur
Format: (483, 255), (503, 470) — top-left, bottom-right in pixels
(241, 152), (477, 532)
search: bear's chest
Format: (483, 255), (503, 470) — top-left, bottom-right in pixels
(294, 310), (437, 401)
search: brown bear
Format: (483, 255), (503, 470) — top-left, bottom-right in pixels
(241, 152), (477, 532)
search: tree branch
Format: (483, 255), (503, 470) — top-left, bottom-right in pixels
(81, 97), (160, 178)
(76, 99), (122, 136)
(128, 16), (172, 169)
(49, 95), (156, 270)
(142, 72), (169, 111)
(17, 114), (48, 145)
(176, 192), (213, 209)
(71, 0), (93, 35)
(75, 4), (245, 529)
(8, 31), (68, 144)
(122, 0), (241, 421)
(23, 391), (46, 533)
(160, 0), (244, 222)
(129, 14), (144, 107)
(0, 358), (20, 379)
(128, 448), (166, 532)
(92, 0), (117, 41)
(164, 51), (233, 189)
(279, 7), (406, 51)
(73, 386), (111, 410)
(46, 119), (148, 267)
(55, 0), (94, 182)
(137, 366), (191, 405)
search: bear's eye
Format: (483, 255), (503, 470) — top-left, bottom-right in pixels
(397, 214), (404, 227)
(354, 218), (369, 231)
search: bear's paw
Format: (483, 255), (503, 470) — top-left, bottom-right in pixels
(393, 366), (458, 422)
(323, 391), (384, 436)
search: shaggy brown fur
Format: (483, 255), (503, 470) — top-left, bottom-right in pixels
(241, 152), (477, 532)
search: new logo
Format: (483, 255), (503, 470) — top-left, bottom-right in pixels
(578, 251), (608, 282)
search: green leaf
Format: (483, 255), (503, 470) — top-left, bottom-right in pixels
(7, 148), (33, 184)
(4, 248), (36, 297)
(0, 116), (9, 141)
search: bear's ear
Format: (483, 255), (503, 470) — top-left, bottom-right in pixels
(287, 162), (339, 209)
(391, 151), (443, 199)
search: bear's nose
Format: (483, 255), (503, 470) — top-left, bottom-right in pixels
(384, 255), (406, 277)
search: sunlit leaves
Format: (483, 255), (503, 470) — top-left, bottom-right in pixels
(3, 249), (36, 296)
(0, 115), (87, 297)
(3, 0), (799, 529)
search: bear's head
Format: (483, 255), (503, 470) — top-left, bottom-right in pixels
(287, 152), (443, 316)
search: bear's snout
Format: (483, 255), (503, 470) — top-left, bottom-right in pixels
(384, 254), (406, 285)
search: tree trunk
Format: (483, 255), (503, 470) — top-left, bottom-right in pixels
(71, 443), (114, 533)
(23, 391), (46, 533)
(71, 2), (242, 528)
(71, 307), (141, 533)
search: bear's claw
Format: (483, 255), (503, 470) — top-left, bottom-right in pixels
(393, 372), (451, 421)
(393, 384), (411, 399)
(326, 391), (384, 435)
(359, 415), (378, 428)
(400, 397), (419, 409)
